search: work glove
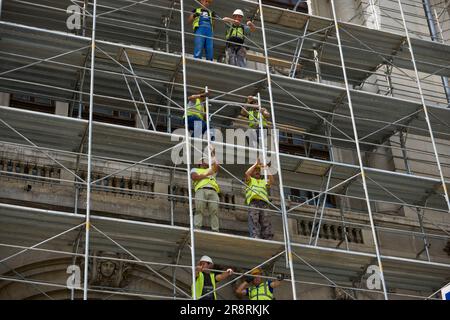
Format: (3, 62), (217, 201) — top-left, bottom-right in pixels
(276, 274), (284, 281)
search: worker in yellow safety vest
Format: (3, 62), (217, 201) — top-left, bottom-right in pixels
(191, 154), (221, 231)
(222, 9), (256, 67)
(235, 267), (284, 300)
(244, 158), (274, 239)
(185, 90), (213, 139)
(192, 255), (234, 300)
(187, 0), (217, 60)
(240, 95), (270, 149)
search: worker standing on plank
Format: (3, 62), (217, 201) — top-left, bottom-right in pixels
(193, 255), (233, 300)
(185, 90), (208, 138)
(188, 0), (217, 61)
(191, 152), (221, 232)
(223, 9), (256, 67)
(244, 158), (274, 239)
(241, 95), (270, 150)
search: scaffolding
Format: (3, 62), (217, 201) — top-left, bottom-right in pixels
(0, 0), (449, 300)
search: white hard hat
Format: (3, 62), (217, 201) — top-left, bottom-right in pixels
(233, 9), (244, 16)
(199, 255), (213, 264)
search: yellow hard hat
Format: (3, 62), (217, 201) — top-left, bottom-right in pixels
(250, 267), (262, 275)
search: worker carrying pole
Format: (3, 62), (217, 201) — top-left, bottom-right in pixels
(240, 95), (271, 155)
(235, 267), (284, 300)
(192, 255), (233, 300)
(191, 147), (221, 232)
(244, 158), (274, 240)
(185, 88), (215, 141)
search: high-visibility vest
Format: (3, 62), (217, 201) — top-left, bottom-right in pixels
(245, 177), (269, 205)
(193, 8), (213, 31)
(193, 168), (220, 193)
(248, 109), (267, 128)
(226, 24), (245, 43)
(248, 281), (273, 300)
(192, 272), (217, 300)
(186, 98), (205, 121)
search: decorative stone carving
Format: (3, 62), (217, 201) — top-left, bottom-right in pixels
(297, 219), (364, 244)
(88, 251), (132, 288)
(334, 287), (352, 300)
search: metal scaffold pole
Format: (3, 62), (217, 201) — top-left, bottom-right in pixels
(289, 18), (310, 78)
(257, 0), (298, 300)
(205, 86), (213, 168)
(179, 0), (197, 300)
(330, 0), (389, 300)
(83, 0), (97, 301)
(257, 92), (268, 182)
(368, 0), (380, 30)
(422, 0), (450, 105)
(396, 0), (450, 212)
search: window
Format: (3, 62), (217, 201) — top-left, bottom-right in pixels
(79, 105), (136, 127)
(262, 0), (308, 13)
(119, 111), (132, 119)
(292, 134), (305, 146)
(278, 131), (330, 160)
(10, 94), (55, 114)
(279, 131), (290, 144)
(287, 188), (336, 208)
(288, 188), (314, 205)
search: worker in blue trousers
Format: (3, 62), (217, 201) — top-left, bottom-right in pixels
(188, 0), (217, 61)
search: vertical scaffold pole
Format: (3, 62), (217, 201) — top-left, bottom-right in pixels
(289, 18), (310, 78)
(313, 120), (336, 246)
(330, 0), (389, 299)
(257, 93), (268, 182)
(83, 0), (98, 301)
(205, 86), (212, 168)
(257, 0), (297, 300)
(368, 0), (380, 30)
(179, 0), (197, 300)
(396, 0), (450, 212)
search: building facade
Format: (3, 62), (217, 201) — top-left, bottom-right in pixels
(0, 0), (449, 299)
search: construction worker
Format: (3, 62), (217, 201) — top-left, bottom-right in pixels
(222, 9), (256, 67)
(193, 255), (234, 300)
(244, 158), (274, 239)
(241, 95), (270, 149)
(235, 267), (283, 300)
(188, 0), (217, 61)
(191, 154), (220, 232)
(185, 90), (208, 138)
